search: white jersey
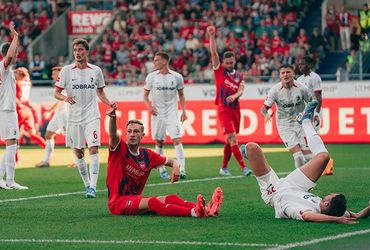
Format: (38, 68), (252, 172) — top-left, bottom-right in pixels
(55, 63), (105, 124)
(297, 71), (322, 100)
(0, 61), (16, 111)
(273, 189), (322, 220)
(144, 69), (184, 119)
(264, 80), (312, 129)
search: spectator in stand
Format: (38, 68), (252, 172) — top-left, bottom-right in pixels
(350, 27), (361, 51)
(28, 53), (45, 82)
(338, 5), (351, 51)
(325, 5), (339, 51)
(297, 28), (308, 47)
(309, 27), (327, 59)
(358, 4), (369, 39)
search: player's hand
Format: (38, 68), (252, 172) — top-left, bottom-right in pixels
(264, 113), (272, 124)
(64, 96), (76, 105)
(180, 111), (187, 123)
(336, 217), (358, 224)
(207, 25), (216, 36)
(313, 112), (321, 128)
(149, 106), (158, 116)
(106, 107), (116, 117)
(9, 23), (18, 37)
(226, 95), (236, 103)
(170, 170), (180, 183)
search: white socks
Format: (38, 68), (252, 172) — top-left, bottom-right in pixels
(302, 119), (328, 155)
(75, 157), (90, 188)
(293, 151), (306, 168)
(43, 139), (55, 163)
(304, 153), (313, 162)
(155, 145), (166, 173)
(174, 143), (185, 172)
(89, 154), (99, 190)
(2, 144), (17, 185)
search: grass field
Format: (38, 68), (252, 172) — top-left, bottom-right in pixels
(0, 144), (369, 250)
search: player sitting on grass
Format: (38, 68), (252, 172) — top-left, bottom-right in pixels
(241, 100), (370, 223)
(106, 108), (223, 217)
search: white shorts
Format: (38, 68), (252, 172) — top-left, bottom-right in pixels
(0, 110), (19, 141)
(256, 168), (316, 206)
(47, 110), (67, 135)
(66, 119), (100, 149)
(151, 115), (182, 141)
(278, 125), (308, 150)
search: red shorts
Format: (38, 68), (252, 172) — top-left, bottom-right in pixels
(17, 107), (35, 131)
(108, 195), (145, 215)
(217, 106), (240, 135)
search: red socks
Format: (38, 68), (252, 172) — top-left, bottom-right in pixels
(148, 197), (192, 217)
(222, 144), (232, 168)
(231, 144), (246, 169)
(165, 194), (196, 208)
(30, 134), (46, 148)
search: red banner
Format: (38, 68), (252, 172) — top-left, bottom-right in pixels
(67, 11), (112, 35)
(47, 98), (370, 145)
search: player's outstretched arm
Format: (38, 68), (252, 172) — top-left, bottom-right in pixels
(165, 158), (180, 183)
(97, 88), (116, 109)
(301, 211), (358, 224)
(3, 23), (19, 68)
(348, 205), (370, 219)
(206, 25), (220, 69)
(107, 108), (119, 149)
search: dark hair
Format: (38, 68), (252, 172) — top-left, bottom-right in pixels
(1, 42), (10, 57)
(155, 51), (170, 61)
(302, 56), (314, 66)
(72, 38), (89, 51)
(223, 51), (235, 59)
(126, 119), (144, 132)
(323, 194), (347, 217)
(279, 64), (295, 71)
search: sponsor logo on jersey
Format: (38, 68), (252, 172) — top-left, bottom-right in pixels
(156, 86), (176, 91)
(71, 83), (96, 89)
(125, 164), (145, 177)
(224, 79), (239, 90)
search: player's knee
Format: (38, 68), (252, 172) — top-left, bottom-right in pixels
(148, 197), (162, 211)
(246, 143), (260, 157)
(89, 146), (99, 155)
(172, 138), (181, 145)
(156, 140), (164, 147)
(316, 152), (330, 164)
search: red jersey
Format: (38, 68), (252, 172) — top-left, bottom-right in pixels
(106, 140), (167, 205)
(213, 64), (244, 109)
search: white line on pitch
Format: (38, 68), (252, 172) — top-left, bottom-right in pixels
(265, 229), (370, 250)
(0, 238), (279, 248)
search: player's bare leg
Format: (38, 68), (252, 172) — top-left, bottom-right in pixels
(243, 142), (272, 178)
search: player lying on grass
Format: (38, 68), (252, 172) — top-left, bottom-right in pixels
(106, 108), (223, 217)
(241, 100), (370, 224)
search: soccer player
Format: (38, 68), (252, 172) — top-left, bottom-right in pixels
(206, 25), (252, 177)
(106, 108), (223, 217)
(261, 64), (313, 169)
(35, 66), (73, 168)
(143, 51), (187, 179)
(15, 67), (46, 149)
(54, 38), (116, 198)
(0, 24), (28, 189)
(241, 101), (370, 223)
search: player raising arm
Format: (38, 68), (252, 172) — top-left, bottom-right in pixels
(0, 24), (28, 189)
(105, 108), (223, 217)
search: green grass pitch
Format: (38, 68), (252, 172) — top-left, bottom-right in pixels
(0, 144), (369, 249)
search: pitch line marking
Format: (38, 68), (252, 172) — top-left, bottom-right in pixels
(265, 229), (370, 250)
(0, 172), (291, 204)
(0, 238), (279, 248)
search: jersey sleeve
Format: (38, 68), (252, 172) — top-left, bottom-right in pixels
(312, 74), (322, 92)
(302, 85), (312, 102)
(176, 73), (184, 90)
(144, 73), (152, 91)
(96, 67), (105, 88)
(147, 149), (167, 169)
(283, 204), (310, 221)
(55, 67), (66, 89)
(263, 86), (276, 108)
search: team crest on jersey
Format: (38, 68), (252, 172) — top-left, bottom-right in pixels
(138, 160), (146, 170)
